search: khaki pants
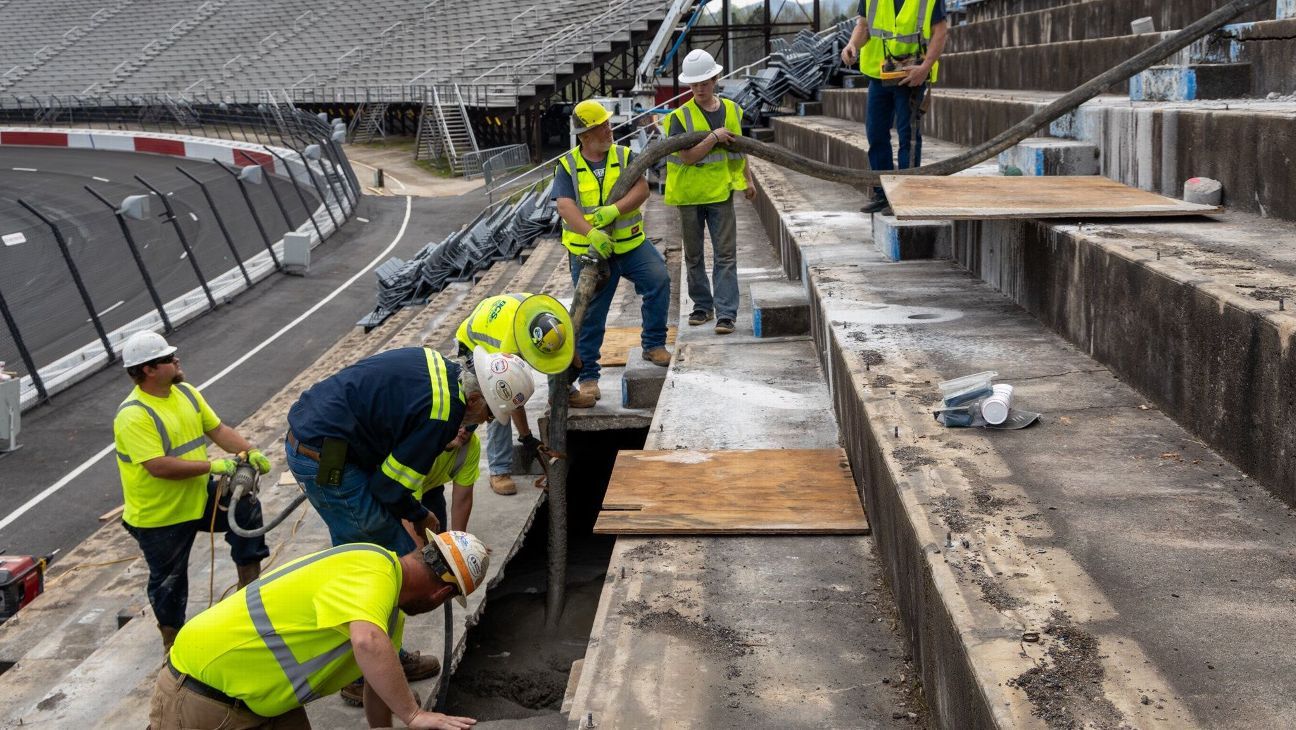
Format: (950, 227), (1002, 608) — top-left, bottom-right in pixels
(149, 665), (310, 730)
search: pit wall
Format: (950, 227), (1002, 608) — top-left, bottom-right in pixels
(953, 219), (1296, 504)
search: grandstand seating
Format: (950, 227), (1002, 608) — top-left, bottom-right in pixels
(0, 0), (672, 108)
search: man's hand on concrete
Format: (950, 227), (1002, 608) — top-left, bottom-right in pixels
(407, 710), (477, 729)
(840, 44), (858, 65)
(209, 458), (237, 476)
(900, 65), (930, 87)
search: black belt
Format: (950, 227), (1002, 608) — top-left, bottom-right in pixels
(168, 659), (243, 708)
(286, 431), (320, 462)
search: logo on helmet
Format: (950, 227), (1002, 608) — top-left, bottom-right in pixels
(495, 381), (513, 401)
(490, 359), (509, 374)
(512, 392), (526, 406)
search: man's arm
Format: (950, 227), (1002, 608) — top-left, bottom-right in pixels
(903, 19), (948, 86)
(141, 456), (217, 480)
(840, 14), (869, 65)
(450, 484), (473, 532)
(556, 197), (593, 235)
(614, 177), (650, 213)
(353, 621), (476, 729)
(205, 423), (253, 454)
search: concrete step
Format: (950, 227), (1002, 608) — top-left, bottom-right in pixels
(997, 137), (1099, 176)
(1131, 63), (1252, 101)
(749, 155), (1296, 730)
(748, 279), (810, 337)
(619, 346), (666, 408)
(814, 88), (1296, 222)
(872, 212), (953, 261)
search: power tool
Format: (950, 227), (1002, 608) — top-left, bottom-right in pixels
(0, 550), (57, 623)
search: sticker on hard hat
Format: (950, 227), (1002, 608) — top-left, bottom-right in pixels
(468, 555), (482, 573)
(495, 381), (513, 401)
(491, 359), (509, 374)
(512, 392), (526, 406)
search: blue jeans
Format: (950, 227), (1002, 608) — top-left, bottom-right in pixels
(679, 194), (739, 322)
(487, 417), (513, 476)
(284, 437), (416, 555)
(123, 479), (268, 629)
(866, 78), (926, 198)
(568, 240), (671, 383)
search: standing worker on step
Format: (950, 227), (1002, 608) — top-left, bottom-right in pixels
(663, 48), (756, 336)
(454, 292), (574, 495)
(555, 99), (673, 407)
(284, 345), (535, 701)
(151, 532), (489, 729)
(112, 331), (270, 652)
(840, 0), (949, 213)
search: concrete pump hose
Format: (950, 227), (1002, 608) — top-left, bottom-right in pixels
(606, 0), (1268, 200)
(226, 477), (309, 538)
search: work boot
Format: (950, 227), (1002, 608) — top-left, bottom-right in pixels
(568, 386), (597, 408)
(340, 680), (420, 708)
(236, 562), (261, 589)
(642, 347), (672, 367)
(158, 624), (180, 654)
(860, 195), (890, 214)
(714, 319), (735, 335)
(580, 379), (601, 401)
(399, 649), (442, 681)
(490, 474), (517, 496)
(688, 309), (713, 326)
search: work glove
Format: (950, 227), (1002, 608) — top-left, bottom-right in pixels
(209, 458), (238, 476)
(247, 448), (272, 475)
(584, 228), (614, 260)
(587, 204), (620, 229)
(518, 433), (543, 463)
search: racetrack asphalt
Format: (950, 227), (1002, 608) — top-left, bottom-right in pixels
(0, 184), (491, 564)
(0, 146), (318, 371)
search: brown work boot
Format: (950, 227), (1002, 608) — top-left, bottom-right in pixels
(158, 625), (179, 654)
(236, 562), (261, 588)
(490, 474), (517, 496)
(642, 347), (672, 367)
(568, 387), (597, 408)
(399, 649), (442, 681)
(340, 679), (364, 706)
(580, 379), (601, 401)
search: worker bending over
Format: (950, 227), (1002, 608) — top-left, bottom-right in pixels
(555, 99), (673, 407)
(151, 531), (488, 729)
(664, 48), (755, 336)
(841, 0), (948, 213)
(410, 425), (480, 535)
(113, 331), (270, 652)
(454, 292), (573, 495)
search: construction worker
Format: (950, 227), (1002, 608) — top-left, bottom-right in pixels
(413, 426), (480, 533)
(151, 531), (488, 730)
(283, 345), (533, 698)
(664, 48), (756, 336)
(840, 0), (949, 213)
(454, 292), (573, 495)
(555, 99), (673, 405)
(112, 331), (270, 652)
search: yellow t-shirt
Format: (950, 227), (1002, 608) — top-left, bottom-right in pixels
(171, 544), (406, 718)
(414, 432), (481, 500)
(113, 383), (220, 527)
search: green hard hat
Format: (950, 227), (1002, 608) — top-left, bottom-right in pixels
(512, 294), (575, 375)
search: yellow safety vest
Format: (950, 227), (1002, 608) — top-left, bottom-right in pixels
(170, 544), (405, 717)
(663, 97), (747, 207)
(113, 383), (218, 527)
(556, 144), (646, 255)
(455, 293), (529, 354)
(860, 0), (941, 83)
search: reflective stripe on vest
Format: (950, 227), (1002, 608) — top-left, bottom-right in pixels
(463, 293), (527, 349)
(450, 441), (471, 480)
(663, 99), (747, 207)
(557, 145), (645, 253)
(246, 544), (402, 705)
(867, 0), (930, 43)
(115, 385), (205, 462)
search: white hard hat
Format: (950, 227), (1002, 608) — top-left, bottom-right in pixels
(678, 49), (723, 84)
(122, 331), (177, 368)
(471, 346), (536, 424)
(424, 530), (490, 607)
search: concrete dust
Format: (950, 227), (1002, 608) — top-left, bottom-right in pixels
(859, 349), (885, 366)
(617, 600), (753, 661)
(892, 446), (935, 471)
(623, 539), (672, 560)
(1010, 610), (1125, 730)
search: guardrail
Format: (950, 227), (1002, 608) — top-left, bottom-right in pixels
(468, 143), (530, 184)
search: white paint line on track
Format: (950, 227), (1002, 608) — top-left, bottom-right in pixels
(189, 212), (199, 221)
(12, 167), (37, 172)
(0, 196), (414, 533)
(86, 300), (125, 322)
(349, 160), (406, 192)
(92, 176), (111, 183)
(357, 217), (370, 223)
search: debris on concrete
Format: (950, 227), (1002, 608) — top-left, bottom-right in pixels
(1010, 611), (1126, 730)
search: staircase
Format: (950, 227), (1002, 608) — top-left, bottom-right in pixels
(416, 85), (479, 175)
(347, 101), (389, 144)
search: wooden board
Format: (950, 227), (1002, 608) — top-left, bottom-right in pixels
(597, 326), (678, 366)
(881, 175), (1220, 220)
(594, 448), (870, 535)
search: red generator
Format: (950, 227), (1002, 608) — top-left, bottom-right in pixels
(0, 554), (51, 622)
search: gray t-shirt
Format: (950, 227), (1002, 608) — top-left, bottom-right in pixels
(666, 100), (730, 137)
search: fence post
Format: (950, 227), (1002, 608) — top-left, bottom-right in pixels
(317, 137), (358, 214)
(289, 141), (342, 231)
(133, 176), (219, 310)
(215, 161), (281, 270)
(84, 185), (176, 332)
(263, 146), (326, 242)
(173, 168), (253, 288)
(0, 286), (48, 404)
(15, 199), (115, 363)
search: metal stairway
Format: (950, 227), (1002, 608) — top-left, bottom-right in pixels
(348, 101), (388, 144)
(429, 85), (479, 175)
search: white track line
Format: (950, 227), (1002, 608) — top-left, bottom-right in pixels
(0, 196), (413, 533)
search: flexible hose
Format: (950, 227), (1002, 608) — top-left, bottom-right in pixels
(430, 600), (454, 712)
(226, 467), (309, 538)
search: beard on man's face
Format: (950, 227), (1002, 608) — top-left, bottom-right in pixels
(171, 371), (186, 385)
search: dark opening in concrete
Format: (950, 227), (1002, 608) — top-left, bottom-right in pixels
(445, 427), (648, 726)
(0, 660), (14, 677)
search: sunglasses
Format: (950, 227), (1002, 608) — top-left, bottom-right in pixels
(150, 354), (177, 366)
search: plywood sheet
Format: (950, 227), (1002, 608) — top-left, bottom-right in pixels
(594, 448), (869, 535)
(881, 175), (1220, 220)
(597, 326), (677, 366)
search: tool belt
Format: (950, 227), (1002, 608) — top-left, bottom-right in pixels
(169, 660), (244, 708)
(880, 53), (925, 86)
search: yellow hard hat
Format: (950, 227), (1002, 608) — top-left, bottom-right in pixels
(512, 294), (575, 374)
(571, 99), (611, 135)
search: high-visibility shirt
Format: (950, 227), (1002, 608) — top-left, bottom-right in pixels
(287, 348), (465, 523)
(859, 0), (942, 82)
(662, 97), (748, 207)
(555, 144), (646, 256)
(170, 543), (405, 717)
(455, 292), (530, 355)
(113, 383), (220, 528)
(415, 432), (481, 499)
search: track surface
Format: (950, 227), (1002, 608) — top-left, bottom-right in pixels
(0, 146), (316, 369)
(0, 189), (487, 563)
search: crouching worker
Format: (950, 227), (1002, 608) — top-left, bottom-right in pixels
(150, 531), (489, 730)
